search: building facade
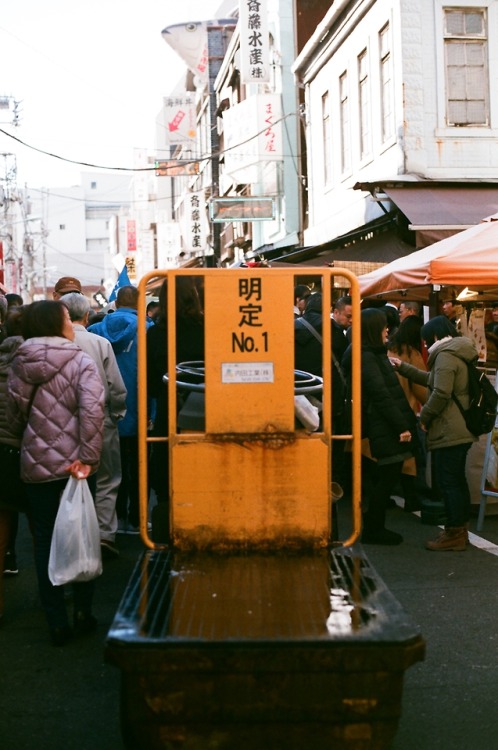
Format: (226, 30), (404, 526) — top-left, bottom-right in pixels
(212, 0), (303, 264)
(25, 172), (132, 299)
(293, 0), (498, 253)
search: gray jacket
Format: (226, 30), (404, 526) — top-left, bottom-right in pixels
(398, 335), (478, 450)
(73, 324), (127, 422)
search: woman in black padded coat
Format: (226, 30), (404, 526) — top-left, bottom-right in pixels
(343, 307), (417, 545)
(146, 276), (205, 542)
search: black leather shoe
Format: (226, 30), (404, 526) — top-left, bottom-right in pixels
(73, 612), (97, 636)
(404, 499), (421, 512)
(361, 528), (403, 545)
(50, 625), (73, 647)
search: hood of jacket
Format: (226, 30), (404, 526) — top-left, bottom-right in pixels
(11, 337), (80, 385)
(88, 308), (140, 352)
(427, 335), (477, 369)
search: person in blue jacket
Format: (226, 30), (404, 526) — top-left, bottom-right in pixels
(89, 285), (152, 533)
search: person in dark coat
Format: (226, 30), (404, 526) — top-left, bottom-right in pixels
(294, 293), (347, 529)
(293, 284), (311, 318)
(343, 307), (416, 545)
(294, 292), (323, 376)
(294, 292), (347, 423)
(332, 295), (352, 364)
(146, 276), (205, 542)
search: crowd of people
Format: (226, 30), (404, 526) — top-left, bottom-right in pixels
(0, 274), (491, 644)
(0, 273), (208, 645)
(0, 277), (152, 645)
(294, 286), (487, 551)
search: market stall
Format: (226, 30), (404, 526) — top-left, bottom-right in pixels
(358, 214), (498, 302)
(358, 215), (498, 524)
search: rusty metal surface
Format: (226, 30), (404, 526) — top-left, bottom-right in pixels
(106, 548), (425, 650)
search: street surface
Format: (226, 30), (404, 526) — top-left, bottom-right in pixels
(2, 501), (498, 749)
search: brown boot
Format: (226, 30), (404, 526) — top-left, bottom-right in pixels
(464, 522), (470, 546)
(425, 527), (467, 551)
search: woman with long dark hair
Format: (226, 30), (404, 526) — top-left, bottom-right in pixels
(7, 301), (105, 645)
(392, 315), (478, 550)
(343, 308), (416, 544)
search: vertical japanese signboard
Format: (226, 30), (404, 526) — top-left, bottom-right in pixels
(163, 93), (197, 147)
(204, 272), (294, 432)
(223, 94), (283, 179)
(239, 0), (270, 84)
(181, 192), (208, 253)
(125, 219), (137, 282)
(126, 220), (137, 254)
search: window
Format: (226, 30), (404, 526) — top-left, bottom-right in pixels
(91, 181), (97, 189)
(379, 23), (394, 141)
(322, 91), (332, 184)
(444, 8), (488, 126)
(339, 72), (351, 173)
(358, 49), (371, 158)
(59, 224), (65, 230)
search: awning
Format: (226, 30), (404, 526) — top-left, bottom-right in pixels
(357, 214), (498, 301)
(354, 180), (498, 229)
(271, 214), (416, 266)
(382, 185), (498, 228)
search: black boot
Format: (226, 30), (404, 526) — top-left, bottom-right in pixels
(361, 505), (403, 546)
(361, 527), (403, 545)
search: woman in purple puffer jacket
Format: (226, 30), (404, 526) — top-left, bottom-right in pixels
(7, 301), (105, 646)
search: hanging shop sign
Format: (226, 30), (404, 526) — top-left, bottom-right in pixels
(210, 197), (275, 222)
(181, 192), (209, 252)
(155, 160), (199, 177)
(223, 94), (283, 179)
(239, 0), (270, 84)
(163, 93), (197, 146)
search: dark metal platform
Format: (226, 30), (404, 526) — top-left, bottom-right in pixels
(106, 548), (424, 749)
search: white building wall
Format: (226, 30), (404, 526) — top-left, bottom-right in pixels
(298, 0), (498, 247)
(301, 0), (405, 246)
(406, 0), (498, 178)
(27, 172), (131, 292)
(39, 187), (87, 287)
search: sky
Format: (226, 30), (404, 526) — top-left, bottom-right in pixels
(0, 0), (230, 189)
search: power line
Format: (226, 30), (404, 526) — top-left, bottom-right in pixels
(0, 111), (299, 176)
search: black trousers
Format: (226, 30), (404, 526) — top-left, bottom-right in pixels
(362, 458), (404, 532)
(116, 436), (139, 527)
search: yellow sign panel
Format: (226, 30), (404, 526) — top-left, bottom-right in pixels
(204, 273), (295, 433)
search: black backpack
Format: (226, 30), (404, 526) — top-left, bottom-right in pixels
(452, 362), (498, 437)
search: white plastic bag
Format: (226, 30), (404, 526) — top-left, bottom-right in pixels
(48, 476), (102, 586)
(294, 394), (321, 432)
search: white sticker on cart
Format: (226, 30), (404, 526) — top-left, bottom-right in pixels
(222, 362), (274, 384)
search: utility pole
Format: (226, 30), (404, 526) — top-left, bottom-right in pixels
(0, 95), (23, 293)
(0, 152), (21, 293)
(0, 96), (21, 128)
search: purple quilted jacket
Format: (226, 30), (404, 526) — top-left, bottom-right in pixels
(7, 336), (105, 483)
